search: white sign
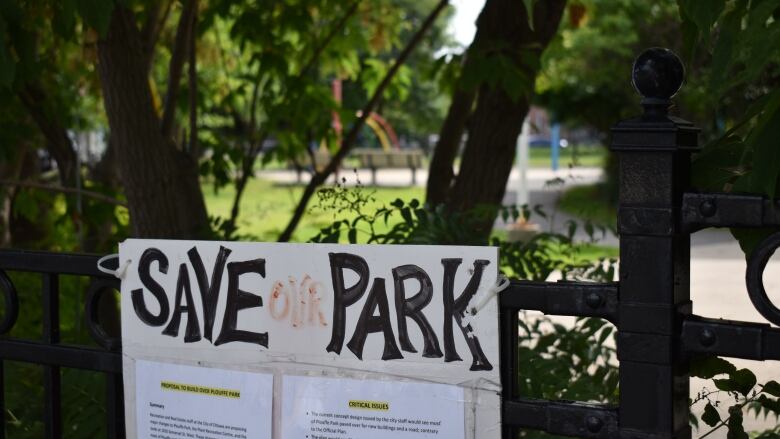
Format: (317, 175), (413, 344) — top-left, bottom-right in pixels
(282, 375), (464, 439)
(119, 240), (501, 439)
(135, 360), (273, 439)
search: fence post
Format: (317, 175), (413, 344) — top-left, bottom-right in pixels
(610, 48), (699, 437)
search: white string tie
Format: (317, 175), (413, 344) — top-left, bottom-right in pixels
(97, 254), (132, 279)
(460, 274), (510, 329)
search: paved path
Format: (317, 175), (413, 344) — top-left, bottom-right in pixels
(259, 167), (779, 434)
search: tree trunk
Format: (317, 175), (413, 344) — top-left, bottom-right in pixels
(445, 0), (567, 239)
(97, 6), (210, 239)
(161, 0), (198, 139)
(0, 143), (30, 247)
(425, 84), (474, 206)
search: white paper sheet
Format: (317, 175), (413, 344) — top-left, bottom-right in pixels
(281, 375), (465, 439)
(135, 360), (273, 439)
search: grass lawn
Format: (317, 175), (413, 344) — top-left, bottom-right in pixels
(528, 145), (607, 168)
(203, 178), (424, 242)
(204, 177), (619, 264)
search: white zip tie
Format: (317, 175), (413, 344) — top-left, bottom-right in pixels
(461, 274), (510, 328)
(97, 253), (131, 280)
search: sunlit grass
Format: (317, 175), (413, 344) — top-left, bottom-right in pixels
(203, 178), (424, 242)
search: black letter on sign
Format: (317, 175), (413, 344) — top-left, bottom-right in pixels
(441, 258), (493, 371)
(214, 259), (268, 347)
(326, 253), (370, 354)
(162, 264), (202, 342)
(131, 248), (170, 327)
(392, 265), (442, 358)
(347, 278), (403, 360)
(188, 246), (231, 342)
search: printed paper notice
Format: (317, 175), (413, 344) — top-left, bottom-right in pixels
(135, 360), (273, 439)
(281, 375), (464, 439)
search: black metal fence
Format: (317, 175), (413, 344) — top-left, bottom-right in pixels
(0, 251), (123, 438)
(0, 48), (779, 439)
(501, 48), (780, 438)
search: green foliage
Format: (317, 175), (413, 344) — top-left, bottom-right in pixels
(517, 316), (618, 405)
(4, 272), (111, 438)
(537, 0), (684, 134)
(690, 356), (780, 437)
(680, 0), (780, 254)
(677, 0), (726, 37)
(713, 369), (758, 397)
(703, 402), (721, 427)
(191, 0), (453, 240)
(460, 49), (536, 102)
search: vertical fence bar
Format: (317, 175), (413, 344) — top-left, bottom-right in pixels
(106, 371), (125, 438)
(611, 49), (698, 438)
(499, 297), (518, 438)
(42, 273), (62, 439)
(0, 361), (5, 439)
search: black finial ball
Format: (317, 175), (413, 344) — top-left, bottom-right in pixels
(631, 48), (684, 100)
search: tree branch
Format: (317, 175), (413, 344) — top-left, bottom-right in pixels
(277, 0), (450, 242)
(0, 180), (127, 207)
(222, 1), (363, 237)
(161, 0), (198, 139)
(142, 0), (173, 74)
(299, 0), (362, 78)
(188, 6), (198, 158)
(16, 83), (78, 188)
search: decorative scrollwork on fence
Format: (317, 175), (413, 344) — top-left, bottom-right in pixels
(746, 231), (780, 327)
(85, 278), (122, 351)
(0, 269), (19, 335)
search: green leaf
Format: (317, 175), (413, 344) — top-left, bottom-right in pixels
(677, 0), (726, 35)
(756, 394), (780, 416)
(708, 0), (745, 93)
(763, 380), (780, 397)
(702, 402), (721, 427)
(746, 91), (780, 197)
(13, 190), (39, 220)
(716, 368), (757, 397)
(76, 0), (115, 37)
(690, 356), (737, 379)
(347, 228), (357, 244)
(730, 227), (775, 257)
(678, 8), (699, 61)
(53, 0), (78, 40)
(753, 429), (780, 439)
(726, 405), (748, 439)
(597, 326), (613, 345)
(400, 207), (413, 225)
(523, 0), (535, 31)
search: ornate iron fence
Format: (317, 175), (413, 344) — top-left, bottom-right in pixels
(0, 48), (778, 439)
(0, 251), (123, 438)
(500, 48), (780, 438)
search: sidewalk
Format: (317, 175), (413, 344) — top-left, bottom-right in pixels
(258, 166), (604, 189)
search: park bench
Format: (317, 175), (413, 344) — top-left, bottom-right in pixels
(351, 148), (424, 185)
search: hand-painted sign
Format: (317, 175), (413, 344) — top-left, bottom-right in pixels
(119, 240), (501, 439)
